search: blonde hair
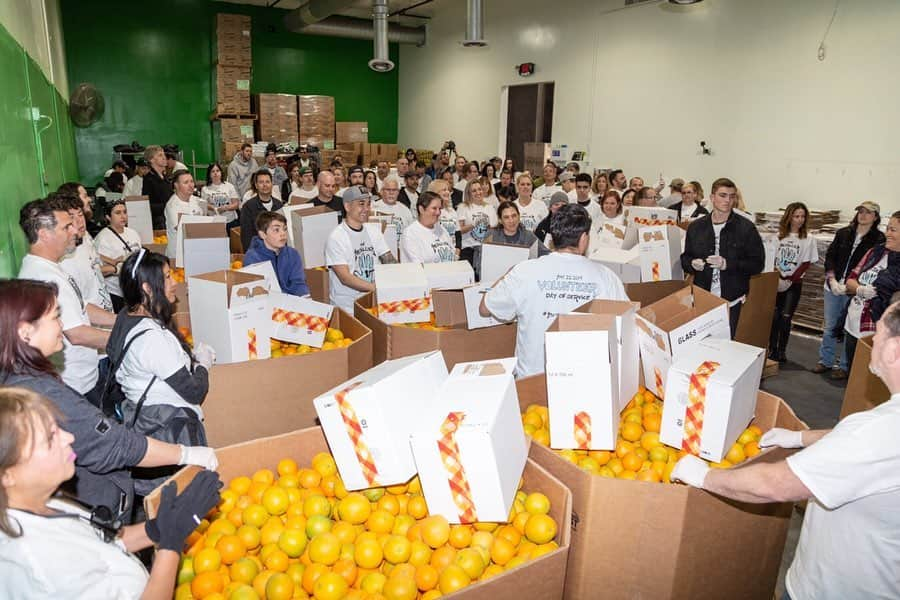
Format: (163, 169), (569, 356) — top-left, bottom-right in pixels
(515, 173), (533, 187)
(478, 176), (495, 197)
(427, 179), (449, 194)
(463, 179), (483, 206)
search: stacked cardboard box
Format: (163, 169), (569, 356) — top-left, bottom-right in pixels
(216, 118), (254, 143)
(253, 93), (298, 145)
(298, 95), (335, 148)
(213, 13), (251, 68)
(319, 148), (358, 167)
(336, 121), (369, 144)
(219, 142), (245, 163)
(213, 64), (251, 114)
(840, 336), (890, 418)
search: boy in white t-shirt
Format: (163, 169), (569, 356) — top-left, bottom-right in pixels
(325, 186), (397, 313)
(480, 203), (628, 377)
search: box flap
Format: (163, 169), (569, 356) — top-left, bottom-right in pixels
(547, 313), (616, 333)
(450, 357), (517, 378)
(124, 195), (149, 202)
(183, 221), (227, 239)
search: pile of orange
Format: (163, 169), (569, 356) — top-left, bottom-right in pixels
(177, 326), (195, 348)
(231, 260), (244, 270)
(153, 234), (168, 244)
(172, 268), (186, 283)
(175, 452), (560, 599)
(364, 308), (450, 332)
(271, 328), (353, 358)
(522, 385), (764, 484)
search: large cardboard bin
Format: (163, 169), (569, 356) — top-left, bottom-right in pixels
(355, 292), (517, 369)
(305, 267), (329, 304)
(840, 335), (890, 418)
(516, 374), (805, 600)
(146, 426), (573, 600)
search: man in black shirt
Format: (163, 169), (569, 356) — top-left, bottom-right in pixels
(240, 171), (283, 251)
(311, 171), (344, 220)
(141, 145), (172, 230)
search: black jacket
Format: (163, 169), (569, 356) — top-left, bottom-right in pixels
(311, 195), (344, 222)
(671, 201), (709, 223)
(451, 189), (463, 209)
(824, 225), (885, 281)
(398, 189), (417, 209)
(681, 212), (765, 301)
(240, 196), (284, 251)
(534, 215), (552, 245)
(142, 168), (173, 230)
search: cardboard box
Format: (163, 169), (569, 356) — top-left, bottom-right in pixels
(355, 292), (518, 369)
(660, 338), (765, 462)
(124, 196), (154, 244)
(734, 272), (779, 350)
(545, 313), (621, 450)
(516, 374), (804, 600)
(213, 65), (251, 114)
(432, 284), (506, 330)
(214, 14), (251, 68)
(840, 335), (890, 418)
(182, 222), (229, 277)
(634, 224), (683, 282)
(238, 260), (280, 293)
(215, 118), (255, 144)
(145, 426), (572, 600)
(635, 285), (730, 396)
(298, 95), (335, 148)
(590, 247), (641, 284)
(267, 293), (333, 347)
(480, 239), (537, 285)
(187, 270), (271, 364)
(176, 215), (226, 268)
(306, 267), (329, 303)
(623, 205), (678, 228)
(410, 358), (528, 523)
(314, 351), (450, 490)
(229, 226), (243, 254)
(625, 280), (689, 308)
(284, 205), (338, 269)
(366, 217), (399, 261)
(335, 121), (369, 144)
(374, 263), (431, 325)
(220, 142), (245, 164)
(591, 221), (627, 250)
(253, 93), (299, 145)
(423, 261), (475, 291)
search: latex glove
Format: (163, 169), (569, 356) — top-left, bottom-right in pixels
(193, 342), (216, 370)
(828, 278), (846, 295)
(706, 255), (727, 270)
(148, 470), (222, 552)
(180, 445), (219, 471)
(670, 455), (710, 488)
(691, 258), (706, 272)
(777, 279), (792, 293)
(759, 428), (804, 449)
(856, 284), (877, 300)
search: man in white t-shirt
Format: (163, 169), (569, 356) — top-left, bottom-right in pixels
(123, 159), (150, 198)
(17, 200), (111, 398)
(325, 185), (397, 313)
(609, 169), (627, 198)
(375, 161), (391, 192)
(570, 173), (601, 222)
(480, 203), (628, 377)
(373, 176), (414, 238)
(533, 163), (561, 206)
(672, 300), (900, 600)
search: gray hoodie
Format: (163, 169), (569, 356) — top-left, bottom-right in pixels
(227, 151), (259, 198)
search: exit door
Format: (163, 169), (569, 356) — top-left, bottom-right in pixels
(505, 82), (554, 174)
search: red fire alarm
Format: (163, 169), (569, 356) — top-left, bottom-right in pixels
(516, 63), (535, 77)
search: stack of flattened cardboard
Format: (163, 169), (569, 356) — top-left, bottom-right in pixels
(254, 93), (299, 145)
(298, 95), (335, 148)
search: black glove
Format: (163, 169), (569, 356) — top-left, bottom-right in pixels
(151, 470), (223, 552)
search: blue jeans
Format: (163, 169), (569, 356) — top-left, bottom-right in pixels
(818, 287), (850, 370)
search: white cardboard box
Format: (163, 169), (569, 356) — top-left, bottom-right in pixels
(238, 261), (282, 293)
(283, 203), (316, 247)
(182, 222), (230, 276)
(176, 215), (226, 268)
(590, 247), (642, 284)
(314, 351), (449, 490)
(423, 261), (475, 292)
(634, 286), (731, 397)
(463, 283), (505, 329)
(366, 218), (399, 262)
(480, 240), (537, 285)
(187, 270), (272, 363)
(623, 205), (678, 228)
(409, 357), (527, 524)
(125, 196), (154, 243)
(374, 263), (431, 324)
(545, 313), (621, 450)
(268, 292), (333, 347)
(287, 205), (338, 268)
(659, 338), (765, 462)
(635, 225), (684, 282)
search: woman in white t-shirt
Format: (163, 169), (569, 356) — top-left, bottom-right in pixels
(589, 190), (626, 251)
(401, 191), (456, 264)
(200, 162), (239, 228)
(112, 250), (216, 495)
(769, 202), (819, 363)
(428, 179), (460, 249)
(0, 387), (221, 599)
(93, 199), (142, 312)
(590, 172), (610, 203)
(513, 173), (549, 233)
(457, 179), (497, 268)
(480, 175), (499, 208)
(164, 172), (204, 259)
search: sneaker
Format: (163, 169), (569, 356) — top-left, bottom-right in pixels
(830, 369), (849, 380)
(812, 363), (830, 374)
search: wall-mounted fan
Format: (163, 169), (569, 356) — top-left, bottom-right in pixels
(69, 82), (105, 127)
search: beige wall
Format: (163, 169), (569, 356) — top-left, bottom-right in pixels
(0, 0), (68, 96)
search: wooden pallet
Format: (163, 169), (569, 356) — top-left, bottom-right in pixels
(210, 111), (257, 121)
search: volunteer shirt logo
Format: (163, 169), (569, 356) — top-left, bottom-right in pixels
(433, 240), (455, 262)
(354, 241), (376, 282)
(776, 240), (800, 273)
(471, 213), (490, 242)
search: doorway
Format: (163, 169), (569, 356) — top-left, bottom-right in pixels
(504, 82), (554, 174)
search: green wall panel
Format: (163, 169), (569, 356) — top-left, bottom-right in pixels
(62, 0), (400, 184)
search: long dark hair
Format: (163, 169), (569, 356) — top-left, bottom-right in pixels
(778, 202), (809, 240)
(205, 162), (225, 186)
(120, 252), (193, 358)
(0, 280), (60, 379)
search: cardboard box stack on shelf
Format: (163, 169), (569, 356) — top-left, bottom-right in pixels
(212, 14), (253, 162)
(213, 64), (251, 115)
(213, 13), (251, 68)
(298, 94), (335, 149)
(336, 121), (369, 144)
(214, 118), (254, 163)
(253, 93), (299, 145)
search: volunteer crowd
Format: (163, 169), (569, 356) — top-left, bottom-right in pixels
(1, 141), (898, 599)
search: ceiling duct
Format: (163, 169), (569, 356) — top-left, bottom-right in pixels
(283, 0), (357, 30)
(369, 0), (395, 72)
(284, 1), (426, 47)
(463, 0), (486, 47)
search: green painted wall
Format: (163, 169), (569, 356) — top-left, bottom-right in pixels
(0, 22), (79, 277)
(61, 0), (400, 184)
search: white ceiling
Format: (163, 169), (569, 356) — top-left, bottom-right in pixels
(215, 0), (436, 27)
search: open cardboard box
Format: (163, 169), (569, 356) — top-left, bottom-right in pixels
(305, 267), (329, 304)
(125, 195), (153, 243)
(432, 284), (504, 330)
(182, 221), (229, 276)
(734, 272), (780, 350)
(145, 426), (573, 600)
(516, 374), (806, 600)
(840, 335), (890, 418)
(175, 309), (373, 447)
(355, 291), (516, 369)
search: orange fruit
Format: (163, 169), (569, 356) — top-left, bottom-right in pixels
(615, 440), (634, 458)
(277, 528), (308, 558)
(415, 564), (439, 592)
(338, 493), (372, 525)
(301, 563), (330, 595)
(455, 547), (485, 579)
(252, 570), (276, 597)
(304, 495), (333, 518)
(438, 564), (471, 595)
(305, 514), (333, 539)
(747, 425), (763, 438)
(355, 537), (384, 569)
(618, 469), (637, 480)
(636, 469), (661, 483)
(277, 458), (299, 477)
(313, 572), (349, 600)
(265, 572), (294, 600)
(448, 525), (472, 549)
(523, 492), (550, 515)
(262, 487), (290, 516)
(745, 440), (761, 458)
(194, 547), (222, 574)
(264, 549), (290, 573)
(252, 469), (275, 485)
(298, 468), (323, 490)
(524, 514), (557, 545)
(366, 509), (395, 535)
(490, 537), (516, 565)
(228, 583), (258, 600)
(229, 557), (260, 585)
(377, 494), (401, 516)
(215, 534), (246, 565)
(622, 452), (643, 472)
(725, 443), (747, 464)
(312, 453), (338, 478)
(429, 545), (457, 572)
(309, 532), (342, 565)
(620, 421), (643, 442)
(382, 575), (418, 600)
(383, 535), (412, 564)
(191, 571), (224, 598)
(640, 432), (661, 452)
(360, 571), (388, 594)
(332, 558), (358, 586)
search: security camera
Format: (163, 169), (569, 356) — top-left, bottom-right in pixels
(700, 141), (712, 156)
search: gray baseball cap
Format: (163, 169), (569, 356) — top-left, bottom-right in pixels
(342, 185), (371, 204)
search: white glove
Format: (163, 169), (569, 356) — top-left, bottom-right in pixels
(777, 279), (792, 293)
(193, 342), (216, 370)
(691, 258), (706, 272)
(670, 455), (710, 488)
(856, 284), (877, 300)
(179, 445), (219, 470)
(828, 278), (846, 295)
(759, 427), (804, 449)
(706, 255), (727, 270)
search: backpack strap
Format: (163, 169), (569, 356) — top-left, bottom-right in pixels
(128, 376), (157, 428)
(97, 328), (153, 412)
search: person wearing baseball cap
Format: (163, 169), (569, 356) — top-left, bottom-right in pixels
(815, 200), (885, 379)
(324, 185), (398, 313)
(559, 171), (577, 202)
(347, 165), (365, 187)
(534, 191), (573, 248)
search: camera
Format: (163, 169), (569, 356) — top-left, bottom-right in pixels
(442, 140), (456, 152)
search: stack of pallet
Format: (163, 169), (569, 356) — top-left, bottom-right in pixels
(213, 14), (254, 161)
(298, 95), (335, 149)
(254, 94), (298, 146)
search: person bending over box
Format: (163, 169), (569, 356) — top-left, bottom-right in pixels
(243, 211), (309, 297)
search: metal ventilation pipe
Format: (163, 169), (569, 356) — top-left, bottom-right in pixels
(368, 0), (395, 72)
(283, 0), (357, 31)
(463, 0), (486, 47)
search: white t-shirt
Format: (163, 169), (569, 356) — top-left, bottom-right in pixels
(845, 252), (888, 338)
(453, 178), (468, 193)
(0, 499), (148, 598)
(566, 189), (578, 202)
(533, 183), (561, 206)
(122, 175), (143, 198)
(785, 393), (900, 600)
(439, 207), (459, 237)
(373, 200), (415, 237)
(201, 181), (239, 223)
(117, 318), (201, 417)
(60, 235), (113, 312)
(457, 203), (497, 249)
(325, 222), (390, 314)
(164, 194), (204, 258)
(290, 186), (319, 202)
(515, 199), (549, 233)
(400, 221), (456, 264)
(710, 222), (726, 297)
(774, 233), (819, 278)
(94, 226), (142, 297)
(18, 254), (98, 394)
(240, 187), (282, 207)
(484, 252), (628, 377)
(573, 199), (602, 223)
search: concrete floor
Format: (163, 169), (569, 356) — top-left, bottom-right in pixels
(760, 330), (847, 598)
